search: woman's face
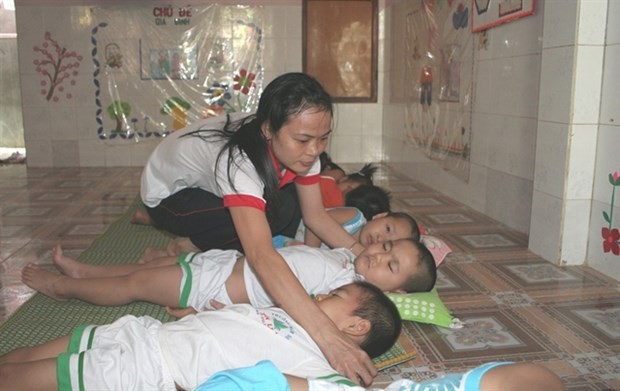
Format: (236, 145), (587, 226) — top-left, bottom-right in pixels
(263, 109), (332, 175)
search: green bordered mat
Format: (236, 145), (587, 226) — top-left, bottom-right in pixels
(0, 200), (416, 370)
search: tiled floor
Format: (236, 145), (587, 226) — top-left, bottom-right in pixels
(0, 163), (619, 390)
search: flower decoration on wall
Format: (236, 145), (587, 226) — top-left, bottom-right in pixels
(203, 68), (257, 118)
(233, 68), (256, 95)
(33, 32), (83, 102)
(602, 171), (620, 256)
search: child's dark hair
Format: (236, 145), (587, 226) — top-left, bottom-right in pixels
(319, 152), (344, 174)
(351, 281), (402, 358)
(389, 211), (421, 241)
(345, 163), (378, 186)
(400, 238), (436, 293)
(345, 184), (391, 220)
(182, 73), (333, 220)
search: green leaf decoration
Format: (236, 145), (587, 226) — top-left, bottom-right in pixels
(603, 211), (610, 223)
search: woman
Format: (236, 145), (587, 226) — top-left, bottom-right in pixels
(132, 73), (375, 384)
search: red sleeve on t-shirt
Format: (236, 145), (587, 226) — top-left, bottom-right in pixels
(295, 174), (321, 186)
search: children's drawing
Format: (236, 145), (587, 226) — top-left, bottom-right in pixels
(33, 32), (83, 102)
(602, 171), (620, 256)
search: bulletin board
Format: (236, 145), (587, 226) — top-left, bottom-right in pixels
(471, 0), (536, 32)
(303, 0), (377, 102)
(89, 5), (264, 140)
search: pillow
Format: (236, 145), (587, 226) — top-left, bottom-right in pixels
(387, 288), (462, 328)
(421, 235), (452, 266)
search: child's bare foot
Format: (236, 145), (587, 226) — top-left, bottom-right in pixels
(21, 263), (68, 301)
(138, 247), (169, 264)
(52, 244), (88, 278)
(130, 210), (154, 225)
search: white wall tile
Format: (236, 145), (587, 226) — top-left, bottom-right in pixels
(538, 46), (574, 124)
(533, 121), (569, 198)
(566, 124), (597, 199)
(51, 139), (79, 167)
(103, 140), (133, 166)
(333, 104), (363, 136)
(486, 115), (537, 180)
(23, 139), (52, 167)
(486, 169), (533, 234)
(599, 44), (620, 125)
(607, 0), (620, 45)
(529, 189), (563, 264)
(573, 45), (604, 124)
(49, 106), (79, 140)
(542, 0), (577, 48)
(577, 0), (608, 45)
(328, 135), (362, 163)
(560, 199), (591, 264)
(361, 105), (382, 137)
(592, 124), (620, 203)
(78, 139), (105, 167)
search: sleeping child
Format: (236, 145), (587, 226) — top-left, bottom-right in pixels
(21, 237), (436, 312)
(0, 281), (401, 391)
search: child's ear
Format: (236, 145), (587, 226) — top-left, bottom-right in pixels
(371, 212), (388, 220)
(343, 317), (371, 337)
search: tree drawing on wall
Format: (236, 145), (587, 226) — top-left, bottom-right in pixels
(161, 97), (191, 131)
(33, 32), (83, 102)
(107, 100), (132, 133)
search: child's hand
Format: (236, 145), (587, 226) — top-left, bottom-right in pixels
(209, 299), (226, 309)
(166, 306), (197, 318)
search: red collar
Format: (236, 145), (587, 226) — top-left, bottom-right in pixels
(268, 145), (297, 188)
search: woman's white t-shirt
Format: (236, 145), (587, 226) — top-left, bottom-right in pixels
(140, 113), (320, 212)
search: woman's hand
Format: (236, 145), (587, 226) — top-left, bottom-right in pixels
(316, 327), (377, 386)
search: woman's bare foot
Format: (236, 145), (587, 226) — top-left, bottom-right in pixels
(130, 210), (154, 225)
(21, 263), (68, 301)
(138, 247), (169, 264)
(52, 244), (89, 278)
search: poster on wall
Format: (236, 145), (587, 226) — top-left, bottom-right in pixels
(393, 0), (474, 182)
(471, 0), (536, 32)
(90, 5), (263, 140)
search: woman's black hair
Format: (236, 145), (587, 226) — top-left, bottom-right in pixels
(182, 73), (333, 219)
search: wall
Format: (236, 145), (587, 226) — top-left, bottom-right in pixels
(15, 0), (384, 167)
(382, 0), (543, 235)
(0, 38), (24, 148)
(586, 0), (619, 280)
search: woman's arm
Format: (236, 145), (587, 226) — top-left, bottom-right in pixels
(297, 183), (364, 256)
(229, 206), (376, 385)
(303, 208), (360, 248)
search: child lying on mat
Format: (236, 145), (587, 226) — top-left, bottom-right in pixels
(196, 360), (567, 391)
(0, 282), (401, 391)
(159, 208), (420, 261)
(275, 208), (420, 250)
(22, 237), (436, 312)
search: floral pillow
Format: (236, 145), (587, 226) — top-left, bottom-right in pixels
(420, 235), (452, 266)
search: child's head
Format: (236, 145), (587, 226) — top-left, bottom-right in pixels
(357, 211), (421, 247)
(319, 152), (345, 180)
(315, 281), (402, 358)
(354, 238), (437, 293)
(337, 164), (379, 196)
(345, 184), (391, 220)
